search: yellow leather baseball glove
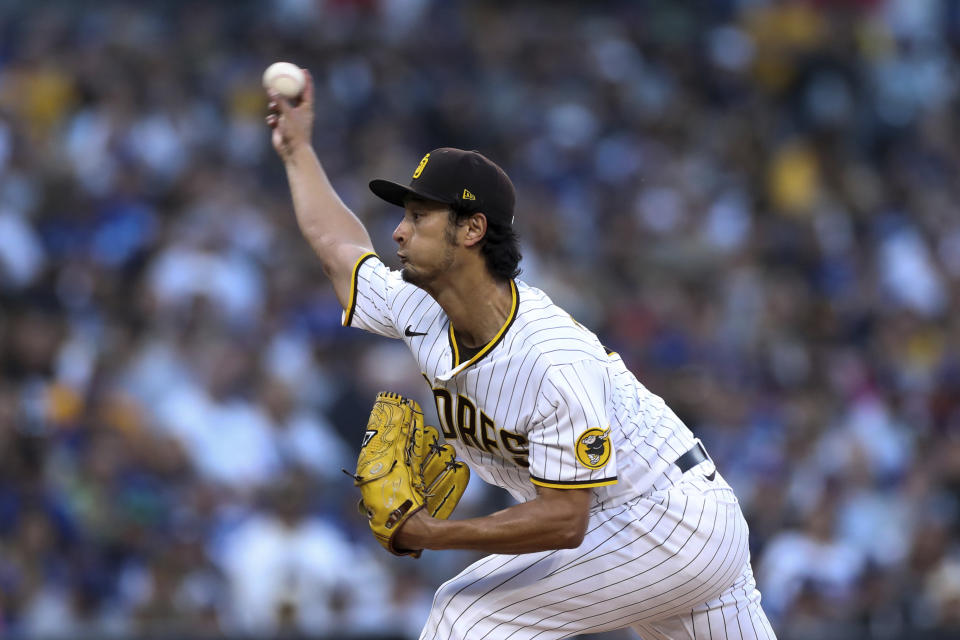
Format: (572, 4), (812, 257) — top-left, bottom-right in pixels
(349, 392), (469, 557)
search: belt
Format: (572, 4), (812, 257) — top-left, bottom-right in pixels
(674, 441), (715, 480)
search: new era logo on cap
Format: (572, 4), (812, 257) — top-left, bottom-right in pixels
(369, 148), (516, 226)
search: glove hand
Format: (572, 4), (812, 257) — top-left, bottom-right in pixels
(351, 392), (469, 557)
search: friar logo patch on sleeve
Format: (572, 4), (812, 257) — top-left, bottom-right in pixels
(576, 428), (611, 469)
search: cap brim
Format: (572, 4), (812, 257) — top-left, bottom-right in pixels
(369, 179), (454, 208)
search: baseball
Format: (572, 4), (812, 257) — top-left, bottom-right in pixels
(262, 62), (305, 99)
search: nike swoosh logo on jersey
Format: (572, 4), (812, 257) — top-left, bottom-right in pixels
(405, 325), (428, 337)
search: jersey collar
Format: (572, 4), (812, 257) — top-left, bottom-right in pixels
(438, 280), (518, 381)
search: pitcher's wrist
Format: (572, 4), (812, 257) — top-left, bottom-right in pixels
(283, 142), (315, 167)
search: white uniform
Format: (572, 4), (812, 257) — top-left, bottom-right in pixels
(344, 253), (776, 640)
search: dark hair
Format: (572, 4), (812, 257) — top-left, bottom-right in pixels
(449, 207), (522, 281)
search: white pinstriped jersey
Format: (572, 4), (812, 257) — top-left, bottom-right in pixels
(343, 254), (699, 510)
(343, 253), (777, 639)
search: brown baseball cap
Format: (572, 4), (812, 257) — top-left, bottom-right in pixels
(369, 147), (516, 225)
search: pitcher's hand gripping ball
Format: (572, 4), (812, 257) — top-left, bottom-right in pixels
(262, 61), (306, 99)
(349, 392), (469, 557)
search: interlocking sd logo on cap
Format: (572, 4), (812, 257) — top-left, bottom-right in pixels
(413, 153), (430, 179)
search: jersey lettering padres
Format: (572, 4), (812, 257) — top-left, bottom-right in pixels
(343, 254), (700, 510)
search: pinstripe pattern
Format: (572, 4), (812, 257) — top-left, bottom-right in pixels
(342, 255), (774, 639)
(343, 256), (699, 505)
(419, 470), (773, 639)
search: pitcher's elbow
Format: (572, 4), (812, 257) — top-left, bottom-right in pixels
(557, 517), (588, 549)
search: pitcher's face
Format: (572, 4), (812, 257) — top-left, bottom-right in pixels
(393, 199), (459, 288)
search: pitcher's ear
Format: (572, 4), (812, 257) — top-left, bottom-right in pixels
(463, 213), (488, 247)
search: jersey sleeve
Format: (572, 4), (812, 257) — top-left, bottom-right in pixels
(526, 360), (618, 489)
(341, 253), (413, 339)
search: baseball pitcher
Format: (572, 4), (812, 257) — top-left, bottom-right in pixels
(266, 69), (776, 640)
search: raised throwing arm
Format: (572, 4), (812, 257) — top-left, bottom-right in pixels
(266, 68), (374, 308)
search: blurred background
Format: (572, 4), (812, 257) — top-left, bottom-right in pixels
(1, 0), (959, 638)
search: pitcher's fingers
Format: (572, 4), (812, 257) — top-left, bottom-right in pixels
(301, 69), (314, 107)
(268, 90), (293, 115)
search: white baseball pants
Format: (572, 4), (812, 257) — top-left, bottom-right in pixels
(420, 468), (776, 640)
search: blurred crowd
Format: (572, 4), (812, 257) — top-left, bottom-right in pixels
(1, 0), (959, 638)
